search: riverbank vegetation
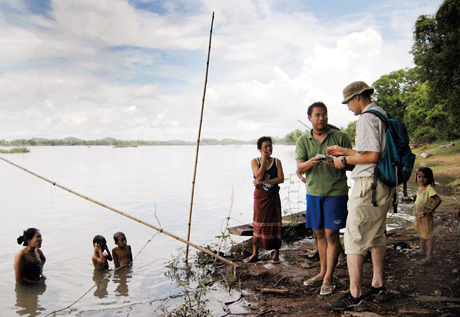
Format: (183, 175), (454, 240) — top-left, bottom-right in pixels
(0, 147), (29, 154)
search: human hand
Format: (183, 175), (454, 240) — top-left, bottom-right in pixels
(326, 146), (346, 156)
(94, 243), (101, 252)
(422, 207), (431, 214)
(333, 156), (346, 169)
(309, 156), (325, 167)
(253, 179), (260, 186)
(261, 150), (271, 161)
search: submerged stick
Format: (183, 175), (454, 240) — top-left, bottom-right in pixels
(186, 11), (215, 259)
(0, 155), (237, 268)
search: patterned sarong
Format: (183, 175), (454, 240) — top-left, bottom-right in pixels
(253, 185), (282, 250)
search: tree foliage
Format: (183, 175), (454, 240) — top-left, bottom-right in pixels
(285, 129), (305, 145)
(410, 0), (460, 139)
(343, 121), (357, 144)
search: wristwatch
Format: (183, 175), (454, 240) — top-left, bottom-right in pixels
(341, 155), (347, 165)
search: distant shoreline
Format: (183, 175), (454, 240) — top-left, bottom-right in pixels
(0, 137), (293, 147)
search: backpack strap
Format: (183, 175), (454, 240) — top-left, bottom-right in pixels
(362, 109), (396, 210)
(362, 109), (390, 129)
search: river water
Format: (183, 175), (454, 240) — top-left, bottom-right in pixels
(0, 145), (452, 316)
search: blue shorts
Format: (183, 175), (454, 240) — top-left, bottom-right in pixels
(306, 194), (348, 230)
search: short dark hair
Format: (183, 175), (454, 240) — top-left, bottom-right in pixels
(257, 136), (272, 149)
(93, 235), (107, 246)
(307, 102), (327, 116)
(17, 228), (39, 246)
(415, 167), (435, 187)
(359, 91), (373, 101)
(113, 232), (125, 243)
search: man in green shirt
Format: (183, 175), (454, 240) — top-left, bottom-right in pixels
(296, 102), (352, 296)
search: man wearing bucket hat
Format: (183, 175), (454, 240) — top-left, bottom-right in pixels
(325, 81), (395, 311)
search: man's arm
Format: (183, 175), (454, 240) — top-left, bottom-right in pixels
(333, 151), (379, 169)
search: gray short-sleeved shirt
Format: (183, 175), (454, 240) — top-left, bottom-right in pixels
(350, 102), (387, 179)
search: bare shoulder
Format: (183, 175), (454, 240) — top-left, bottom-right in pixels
(14, 250), (26, 264)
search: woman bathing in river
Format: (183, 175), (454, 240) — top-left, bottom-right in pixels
(14, 228), (46, 284)
(245, 136), (284, 264)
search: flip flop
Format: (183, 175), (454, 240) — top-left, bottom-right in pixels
(418, 259), (433, 265)
(272, 258), (280, 264)
(338, 257), (347, 266)
(243, 256), (258, 263)
(303, 277), (323, 287)
(320, 285), (336, 296)
(305, 251), (319, 260)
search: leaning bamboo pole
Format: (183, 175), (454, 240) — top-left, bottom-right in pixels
(185, 12), (215, 260)
(0, 155), (237, 268)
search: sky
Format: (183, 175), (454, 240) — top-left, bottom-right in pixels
(0, 0), (444, 142)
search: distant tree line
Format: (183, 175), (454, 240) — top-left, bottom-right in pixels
(0, 137), (258, 147)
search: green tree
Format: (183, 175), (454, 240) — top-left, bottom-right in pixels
(411, 0), (460, 139)
(285, 129), (304, 145)
(343, 121), (357, 144)
(373, 68), (420, 122)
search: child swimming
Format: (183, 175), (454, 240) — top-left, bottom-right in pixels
(92, 235), (113, 270)
(112, 232), (133, 268)
(413, 167), (442, 265)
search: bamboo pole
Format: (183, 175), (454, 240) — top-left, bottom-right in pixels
(186, 12), (215, 260)
(0, 155), (237, 268)
(297, 119), (340, 131)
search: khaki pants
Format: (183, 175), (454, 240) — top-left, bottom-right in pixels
(345, 177), (395, 256)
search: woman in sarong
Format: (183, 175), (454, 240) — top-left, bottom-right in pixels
(244, 136), (284, 264)
(14, 228), (46, 284)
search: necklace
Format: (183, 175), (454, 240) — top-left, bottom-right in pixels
(312, 130), (326, 136)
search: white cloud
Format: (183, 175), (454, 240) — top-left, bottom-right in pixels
(0, 0), (445, 141)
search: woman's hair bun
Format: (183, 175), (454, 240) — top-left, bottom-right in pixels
(17, 234), (25, 245)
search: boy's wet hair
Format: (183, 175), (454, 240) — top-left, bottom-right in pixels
(93, 235), (106, 246)
(17, 228), (39, 246)
(415, 167), (435, 187)
(113, 232), (125, 243)
(257, 136), (272, 149)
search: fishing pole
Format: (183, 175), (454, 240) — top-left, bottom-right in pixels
(186, 11), (215, 260)
(0, 155), (237, 267)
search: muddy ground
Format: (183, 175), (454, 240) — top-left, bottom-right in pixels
(218, 197), (460, 317)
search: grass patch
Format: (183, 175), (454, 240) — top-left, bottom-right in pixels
(414, 140), (460, 180)
(0, 147), (30, 153)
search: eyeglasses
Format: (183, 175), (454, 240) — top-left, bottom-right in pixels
(312, 113), (328, 119)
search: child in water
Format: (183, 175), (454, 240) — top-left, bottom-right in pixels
(413, 167), (442, 265)
(92, 235), (113, 270)
(112, 232), (133, 268)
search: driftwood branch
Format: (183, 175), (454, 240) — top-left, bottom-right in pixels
(261, 288), (296, 296)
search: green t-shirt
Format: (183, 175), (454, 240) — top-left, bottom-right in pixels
(295, 129), (352, 196)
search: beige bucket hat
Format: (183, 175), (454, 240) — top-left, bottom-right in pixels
(341, 81), (374, 104)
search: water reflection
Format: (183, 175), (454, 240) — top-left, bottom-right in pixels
(113, 267), (132, 297)
(92, 270), (109, 299)
(14, 283), (46, 316)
